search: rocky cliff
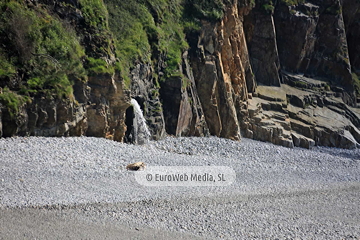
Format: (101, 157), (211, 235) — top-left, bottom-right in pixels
(1, 0), (360, 149)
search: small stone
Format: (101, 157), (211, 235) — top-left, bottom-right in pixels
(126, 162), (146, 171)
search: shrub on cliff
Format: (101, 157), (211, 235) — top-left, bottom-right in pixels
(352, 73), (360, 97)
(0, 87), (28, 118)
(183, 0), (225, 21)
(103, 0), (227, 84)
(104, 0), (189, 83)
(280, 0), (305, 6)
(0, 1), (87, 104)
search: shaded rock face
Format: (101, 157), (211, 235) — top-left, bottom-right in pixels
(274, 0), (355, 104)
(159, 52), (209, 137)
(343, 0), (360, 73)
(129, 53), (208, 139)
(274, 3), (319, 73)
(129, 63), (165, 140)
(86, 72), (130, 142)
(244, 7), (281, 86)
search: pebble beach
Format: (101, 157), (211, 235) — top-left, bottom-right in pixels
(0, 136), (359, 239)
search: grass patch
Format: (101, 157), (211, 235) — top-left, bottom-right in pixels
(0, 1), (87, 101)
(0, 0), (228, 110)
(182, 76), (191, 90)
(104, 0), (191, 84)
(352, 73), (360, 96)
(183, 0), (225, 22)
(262, 3), (275, 13)
(0, 52), (16, 78)
(104, 0), (154, 87)
(86, 57), (114, 75)
(79, 0), (109, 30)
(104, 0), (226, 84)
(280, 0), (305, 6)
(257, 0), (275, 14)
(324, 4), (342, 15)
(293, 80), (308, 89)
(0, 87), (28, 117)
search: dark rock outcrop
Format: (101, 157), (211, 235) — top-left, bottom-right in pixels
(159, 52), (209, 137)
(274, 3), (319, 74)
(245, 6), (281, 86)
(343, 0), (360, 73)
(130, 63), (165, 140)
(274, 0), (355, 105)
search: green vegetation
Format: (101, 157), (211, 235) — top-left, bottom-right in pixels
(352, 73), (360, 96)
(182, 76), (191, 90)
(0, 52), (16, 78)
(87, 57), (114, 75)
(324, 84), (331, 91)
(151, 89), (160, 98)
(0, 0), (228, 116)
(183, 0), (225, 21)
(104, 0), (158, 87)
(259, 0), (275, 14)
(104, 0), (208, 85)
(104, 0), (228, 85)
(262, 3), (275, 13)
(79, 0), (109, 30)
(77, 0), (116, 65)
(280, 0), (305, 6)
(324, 4), (342, 15)
(153, 104), (163, 113)
(0, 87), (28, 117)
(289, 9), (296, 15)
(0, 1), (87, 102)
(293, 80), (308, 89)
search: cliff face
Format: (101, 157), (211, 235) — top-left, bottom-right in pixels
(191, 4), (247, 140)
(0, 0), (130, 142)
(1, 0), (360, 149)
